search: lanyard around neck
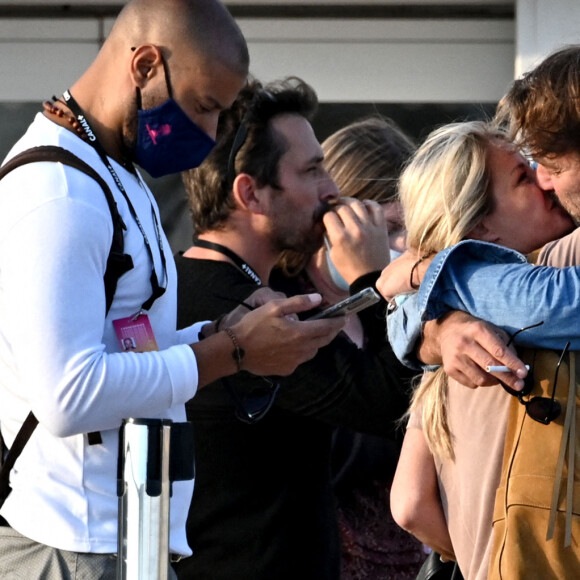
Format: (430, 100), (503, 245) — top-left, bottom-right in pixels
(192, 238), (262, 286)
(62, 91), (167, 312)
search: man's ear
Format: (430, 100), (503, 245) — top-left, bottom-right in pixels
(130, 45), (163, 88)
(233, 174), (266, 214)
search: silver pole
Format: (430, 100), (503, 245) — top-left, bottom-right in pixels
(117, 418), (172, 580)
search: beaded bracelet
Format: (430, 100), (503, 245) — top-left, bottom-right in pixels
(224, 327), (245, 372)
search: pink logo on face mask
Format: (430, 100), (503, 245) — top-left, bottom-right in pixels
(146, 123), (172, 145)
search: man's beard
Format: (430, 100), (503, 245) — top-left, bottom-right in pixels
(313, 199), (335, 224)
(120, 92), (140, 164)
(270, 200), (334, 256)
(553, 189), (580, 226)
(272, 224), (324, 256)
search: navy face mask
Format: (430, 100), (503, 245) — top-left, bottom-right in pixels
(133, 59), (216, 178)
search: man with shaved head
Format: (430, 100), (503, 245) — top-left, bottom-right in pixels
(0, 1), (343, 577)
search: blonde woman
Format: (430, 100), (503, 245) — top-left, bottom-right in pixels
(388, 121), (574, 580)
(322, 116), (410, 258)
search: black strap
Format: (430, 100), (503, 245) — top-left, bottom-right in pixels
(0, 146), (134, 313)
(64, 92), (168, 313)
(0, 145), (134, 508)
(192, 238), (262, 286)
(0, 412), (38, 507)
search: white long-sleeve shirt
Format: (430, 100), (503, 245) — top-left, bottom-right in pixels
(0, 113), (203, 555)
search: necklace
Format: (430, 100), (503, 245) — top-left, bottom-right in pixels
(42, 98), (89, 142)
(43, 94), (133, 172)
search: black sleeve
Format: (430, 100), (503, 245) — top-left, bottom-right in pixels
(274, 329), (415, 437)
(266, 268), (416, 436)
(349, 270), (388, 346)
(273, 270), (415, 437)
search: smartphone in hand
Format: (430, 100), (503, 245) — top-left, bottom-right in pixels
(307, 287), (380, 320)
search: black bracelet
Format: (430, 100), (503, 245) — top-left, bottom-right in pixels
(224, 327), (245, 372)
(200, 313), (227, 340)
(409, 253), (433, 290)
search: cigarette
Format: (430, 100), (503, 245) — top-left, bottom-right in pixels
(485, 365), (530, 373)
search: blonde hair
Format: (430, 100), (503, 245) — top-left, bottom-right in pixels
(403, 121), (510, 459)
(323, 116), (415, 203)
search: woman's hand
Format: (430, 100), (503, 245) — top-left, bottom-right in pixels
(376, 249), (421, 303)
(323, 199), (390, 284)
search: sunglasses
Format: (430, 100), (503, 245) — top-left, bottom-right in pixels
(223, 375), (281, 424)
(499, 321), (567, 425)
(212, 292), (281, 423)
(226, 89), (276, 185)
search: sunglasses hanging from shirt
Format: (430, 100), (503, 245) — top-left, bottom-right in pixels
(192, 237), (284, 422)
(499, 321), (565, 425)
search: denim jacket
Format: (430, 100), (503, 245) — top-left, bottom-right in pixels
(387, 239), (580, 369)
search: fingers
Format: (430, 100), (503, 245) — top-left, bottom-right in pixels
(467, 323), (528, 385)
(473, 336), (528, 391)
(435, 313), (527, 391)
(361, 199), (385, 224)
(216, 288), (289, 330)
(339, 198), (382, 223)
(273, 294), (346, 336)
(245, 286), (286, 308)
(231, 295), (344, 376)
(447, 358), (526, 391)
(324, 199), (384, 230)
(442, 347), (509, 389)
(275, 293), (324, 315)
(324, 200), (390, 282)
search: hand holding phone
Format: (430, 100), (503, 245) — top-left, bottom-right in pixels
(307, 287), (380, 320)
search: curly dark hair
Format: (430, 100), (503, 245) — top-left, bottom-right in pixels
(183, 76), (318, 234)
(495, 45), (580, 159)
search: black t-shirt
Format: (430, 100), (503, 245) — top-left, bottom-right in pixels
(173, 253), (414, 580)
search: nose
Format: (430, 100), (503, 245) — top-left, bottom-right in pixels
(535, 164), (554, 191)
(320, 171), (340, 201)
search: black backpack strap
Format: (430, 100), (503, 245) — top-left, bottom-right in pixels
(0, 412), (38, 508)
(0, 146), (135, 509)
(0, 146), (134, 313)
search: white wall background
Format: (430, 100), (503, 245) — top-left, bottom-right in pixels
(0, 18), (102, 101)
(2, 0), (580, 103)
(240, 18), (514, 103)
(0, 5), (515, 104)
(516, 0), (580, 76)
